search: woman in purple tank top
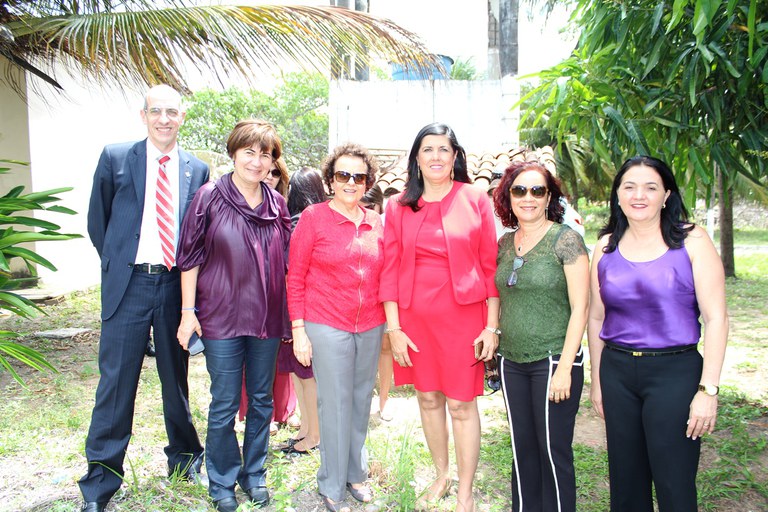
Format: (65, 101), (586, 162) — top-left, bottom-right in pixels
(587, 156), (728, 512)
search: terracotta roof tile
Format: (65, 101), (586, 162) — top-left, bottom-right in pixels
(373, 145), (558, 195)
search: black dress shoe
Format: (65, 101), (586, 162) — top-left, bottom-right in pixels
(213, 497), (239, 512)
(246, 486), (270, 506)
(145, 339), (156, 357)
(81, 502), (108, 512)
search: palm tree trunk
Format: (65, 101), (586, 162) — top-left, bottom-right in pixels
(499, 0), (519, 77)
(354, 0), (369, 81)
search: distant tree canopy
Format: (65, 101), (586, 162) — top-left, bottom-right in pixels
(179, 73), (329, 172)
(519, 0), (768, 276)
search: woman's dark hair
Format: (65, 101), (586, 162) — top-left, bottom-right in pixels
(400, 122), (471, 212)
(287, 166), (327, 216)
(321, 143), (379, 192)
(600, 155), (694, 253)
(492, 161), (564, 229)
(272, 156), (290, 199)
(360, 184), (384, 213)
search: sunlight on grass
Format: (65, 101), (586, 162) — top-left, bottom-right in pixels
(0, 239), (765, 510)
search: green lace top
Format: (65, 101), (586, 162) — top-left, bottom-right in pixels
(495, 223), (587, 363)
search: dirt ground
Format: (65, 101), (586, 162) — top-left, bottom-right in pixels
(0, 324), (765, 512)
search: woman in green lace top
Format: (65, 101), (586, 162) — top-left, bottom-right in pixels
(492, 160), (589, 512)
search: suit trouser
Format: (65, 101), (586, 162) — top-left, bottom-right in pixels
(79, 270), (203, 502)
(204, 336), (279, 501)
(307, 321), (384, 502)
(600, 346), (702, 512)
(499, 349), (584, 512)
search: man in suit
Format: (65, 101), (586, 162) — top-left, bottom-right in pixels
(79, 85), (209, 512)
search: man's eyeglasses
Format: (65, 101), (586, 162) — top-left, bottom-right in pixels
(472, 357), (500, 395)
(510, 185), (548, 198)
(507, 256), (525, 287)
(334, 171), (367, 185)
(269, 169), (281, 178)
(144, 107), (181, 120)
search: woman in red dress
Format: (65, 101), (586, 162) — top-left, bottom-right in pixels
(380, 123), (499, 512)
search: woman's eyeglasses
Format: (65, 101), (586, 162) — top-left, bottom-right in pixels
(472, 357), (501, 394)
(510, 185), (548, 198)
(507, 256), (525, 287)
(269, 169), (281, 178)
(334, 171), (367, 185)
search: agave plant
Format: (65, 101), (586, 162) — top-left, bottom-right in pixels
(0, 159), (82, 385)
(0, 0), (435, 96)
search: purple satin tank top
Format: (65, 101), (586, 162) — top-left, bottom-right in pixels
(598, 246), (701, 349)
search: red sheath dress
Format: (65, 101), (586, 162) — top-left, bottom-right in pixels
(393, 201), (485, 401)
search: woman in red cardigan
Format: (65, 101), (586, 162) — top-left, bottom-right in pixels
(380, 123), (499, 512)
(287, 143), (384, 512)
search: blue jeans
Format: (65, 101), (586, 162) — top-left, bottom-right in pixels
(204, 336), (279, 501)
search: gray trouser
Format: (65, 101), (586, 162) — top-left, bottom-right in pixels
(306, 321), (384, 502)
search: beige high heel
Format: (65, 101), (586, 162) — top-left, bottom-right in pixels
(415, 477), (452, 511)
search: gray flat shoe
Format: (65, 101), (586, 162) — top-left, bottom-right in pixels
(320, 494), (350, 512)
(346, 482), (373, 502)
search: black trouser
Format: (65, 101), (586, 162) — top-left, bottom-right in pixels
(499, 349), (584, 512)
(600, 346), (702, 512)
(79, 270), (203, 502)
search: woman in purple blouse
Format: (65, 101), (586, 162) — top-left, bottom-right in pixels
(588, 156), (728, 512)
(176, 120), (291, 512)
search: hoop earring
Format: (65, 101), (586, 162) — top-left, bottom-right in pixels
(451, 167), (455, 180)
(417, 167), (421, 180)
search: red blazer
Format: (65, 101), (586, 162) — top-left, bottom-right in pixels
(380, 181), (499, 309)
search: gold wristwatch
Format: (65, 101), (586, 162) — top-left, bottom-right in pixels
(698, 383), (719, 396)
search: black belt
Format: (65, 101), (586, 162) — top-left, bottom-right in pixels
(132, 263), (177, 274)
(604, 343), (697, 357)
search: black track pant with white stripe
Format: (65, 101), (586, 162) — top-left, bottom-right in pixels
(499, 349), (584, 512)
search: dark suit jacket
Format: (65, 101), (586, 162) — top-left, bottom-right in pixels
(87, 139), (210, 320)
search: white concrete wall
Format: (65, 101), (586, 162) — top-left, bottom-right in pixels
(25, 73), (145, 290)
(329, 79), (518, 153)
(0, 59), (34, 276)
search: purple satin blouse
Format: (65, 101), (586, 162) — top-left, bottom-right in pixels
(597, 245), (701, 349)
(177, 173), (292, 340)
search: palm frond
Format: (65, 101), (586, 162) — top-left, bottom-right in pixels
(2, 3), (435, 94)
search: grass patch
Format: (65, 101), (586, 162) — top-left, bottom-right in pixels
(574, 444), (610, 511)
(0, 238), (766, 511)
(698, 389), (768, 510)
(714, 229), (768, 246)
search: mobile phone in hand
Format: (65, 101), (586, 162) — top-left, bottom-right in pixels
(187, 332), (205, 356)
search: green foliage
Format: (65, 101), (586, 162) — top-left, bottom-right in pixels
(368, 424), (421, 510)
(519, 0), (768, 203)
(450, 57), (482, 80)
(179, 73), (329, 171)
(0, 159), (81, 385)
(2, 1), (434, 97)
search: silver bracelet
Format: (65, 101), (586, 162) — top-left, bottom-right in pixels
(484, 326), (501, 335)
(384, 326), (402, 334)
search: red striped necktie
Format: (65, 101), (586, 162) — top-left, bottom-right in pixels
(156, 155), (175, 270)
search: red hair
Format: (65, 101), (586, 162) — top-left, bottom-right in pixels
(492, 161), (564, 229)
